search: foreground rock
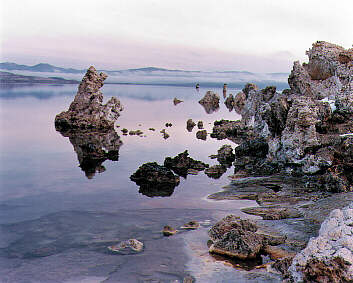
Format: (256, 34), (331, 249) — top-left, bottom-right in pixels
(56, 128), (122, 179)
(130, 162), (180, 197)
(289, 205), (353, 282)
(208, 215), (284, 260)
(108, 239), (144, 254)
(198, 91), (220, 114)
(55, 66), (123, 130)
(164, 150), (209, 177)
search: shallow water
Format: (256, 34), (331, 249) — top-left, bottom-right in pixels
(0, 84), (281, 282)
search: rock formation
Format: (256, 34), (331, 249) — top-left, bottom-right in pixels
(289, 205), (353, 282)
(108, 239), (144, 254)
(173, 97), (183, 105)
(210, 119), (249, 143)
(196, 130), (207, 140)
(204, 165), (227, 179)
(130, 162), (180, 197)
(216, 145), (235, 167)
(228, 41), (353, 192)
(164, 150), (209, 178)
(56, 128), (122, 179)
(208, 215), (284, 260)
(186, 119), (196, 132)
(224, 94), (235, 111)
(198, 91), (220, 114)
(55, 66), (123, 130)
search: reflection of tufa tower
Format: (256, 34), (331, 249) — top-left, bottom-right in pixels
(56, 128), (122, 179)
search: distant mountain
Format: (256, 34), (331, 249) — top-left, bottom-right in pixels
(0, 62), (84, 74)
(0, 62), (258, 75)
(0, 71), (79, 85)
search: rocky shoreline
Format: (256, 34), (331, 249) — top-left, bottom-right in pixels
(204, 41), (353, 282)
(54, 41), (353, 282)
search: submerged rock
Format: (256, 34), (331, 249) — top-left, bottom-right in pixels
(198, 91), (220, 114)
(162, 225), (178, 236)
(56, 128), (122, 179)
(55, 66), (123, 130)
(164, 150), (209, 178)
(108, 239), (144, 254)
(130, 162), (180, 197)
(242, 206), (302, 220)
(181, 221), (200, 230)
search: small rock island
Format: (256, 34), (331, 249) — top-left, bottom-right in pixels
(55, 66), (123, 130)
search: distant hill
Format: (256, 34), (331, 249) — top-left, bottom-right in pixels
(0, 62), (259, 75)
(0, 71), (79, 85)
(0, 62), (84, 74)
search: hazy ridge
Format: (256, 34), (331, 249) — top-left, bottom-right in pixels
(0, 62), (289, 89)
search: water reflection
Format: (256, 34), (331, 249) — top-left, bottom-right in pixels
(138, 183), (178, 197)
(56, 128), (122, 179)
(199, 102), (220, 114)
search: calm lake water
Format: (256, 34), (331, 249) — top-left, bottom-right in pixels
(0, 84), (281, 282)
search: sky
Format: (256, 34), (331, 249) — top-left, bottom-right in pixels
(0, 0), (352, 72)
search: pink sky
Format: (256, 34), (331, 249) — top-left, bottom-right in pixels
(1, 0), (352, 72)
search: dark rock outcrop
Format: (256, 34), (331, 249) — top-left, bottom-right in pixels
(204, 165), (227, 179)
(234, 91), (247, 114)
(130, 162), (180, 197)
(164, 150), (209, 177)
(196, 130), (207, 140)
(186, 119), (196, 132)
(198, 91), (220, 114)
(55, 66), (123, 130)
(197, 121), (204, 129)
(208, 215), (285, 260)
(224, 94), (235, 111)
(216, 145), (235, 167)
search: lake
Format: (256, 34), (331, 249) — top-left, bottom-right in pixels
(0, 84), (282, 282)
